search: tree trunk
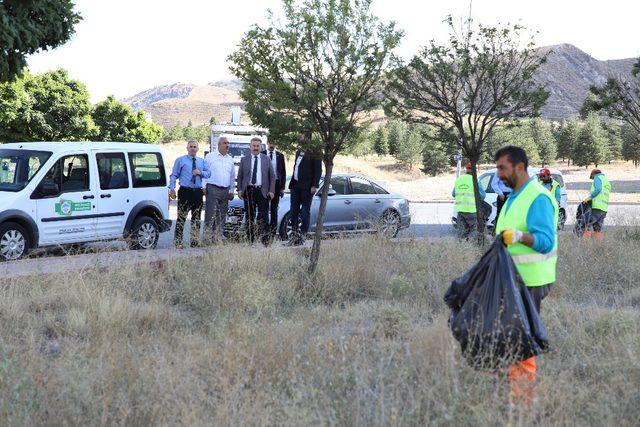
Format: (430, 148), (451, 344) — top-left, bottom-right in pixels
(470, 159), (485, 245)
(308, 156), (333, 275)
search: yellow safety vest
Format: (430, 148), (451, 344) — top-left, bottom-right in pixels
(454, 174), (476, 213)
(591, 174), (611, 212)
(495, 180), (559, 287)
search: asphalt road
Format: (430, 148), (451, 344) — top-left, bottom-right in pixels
(157, 202), (640, 247)
(2, 202), (639, 278)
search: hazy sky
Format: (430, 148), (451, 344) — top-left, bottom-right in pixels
(27, 0), (640, 102)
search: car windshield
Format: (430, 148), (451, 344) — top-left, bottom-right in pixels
(0, 149), (52, 192)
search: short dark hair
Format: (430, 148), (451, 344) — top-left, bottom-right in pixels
(494, 145), (528, 169)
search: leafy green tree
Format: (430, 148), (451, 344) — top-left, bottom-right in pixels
(373, 126), (388, 156)
(229, 0), (401, 274)
(386, 18), (548, 235)
(0, 69), (95, 142)
(588, 58), (640, 136)
(420, 126), (450, 176)
(602, 121), (623, 163)
(386, 119), (405, 156)
(92, 96), (163, 143)
(621, 124), (640, 166)
(162, 124), (186, 143)
(529, 118), (556, 166)
(573, 113), (608, 167)
(0, 1), (81, 81)
(557, 118), (580, 165)
(395, 125), (423, 168)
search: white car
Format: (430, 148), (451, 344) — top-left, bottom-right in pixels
(0, 142), (172, 261)
(452, 167), (568, 231)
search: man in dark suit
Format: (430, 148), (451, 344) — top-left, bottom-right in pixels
(287, 136), (322, 246)
(262, 141), (286, 241)
(237, 137), (275, 245)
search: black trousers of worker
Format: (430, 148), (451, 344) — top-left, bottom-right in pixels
(175, 187), (203, 247)
(268, 180), (282, 238)
(245, 186), (270, 245)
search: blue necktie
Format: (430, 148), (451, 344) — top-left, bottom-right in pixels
(191, 157), (196, 184)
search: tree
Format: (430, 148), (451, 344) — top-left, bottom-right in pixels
(229, 0), (401, 274)
(162, 123), (186, 143)
(420, 126), (450, 176)
(529, 118), (556, 166)
(395, 125), (423, 168)
(557, 118), (580, 165)
(386, 18), (548, 236)
(621, 124), (640, 167)
(0, 1), (81, 81)
(573, 112), (608, 168)
(372, 125), (388, 156)
(92, 96), (163, 143)
(0, 69), (95, 142)
(386, 119), (405, 156)
(602, 121), (623, 163)
(588, 58), (640, 136)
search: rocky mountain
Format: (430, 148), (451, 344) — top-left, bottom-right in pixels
(123, 45), (636, 128)
(534, 44), (635, 120)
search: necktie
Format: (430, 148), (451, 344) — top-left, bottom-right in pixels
(191, 157), (197, 184)
(251, 155), (258, 185)
(270, 152), (275, 180)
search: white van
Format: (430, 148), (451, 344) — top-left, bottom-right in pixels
(0, 142), (171, 261)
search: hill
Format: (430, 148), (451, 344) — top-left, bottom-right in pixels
(123, 46), (636, 127)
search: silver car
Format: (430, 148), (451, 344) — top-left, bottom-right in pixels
(224, 173), (411, 239)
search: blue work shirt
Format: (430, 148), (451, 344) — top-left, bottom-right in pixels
(451, 174), (486, 199)
(491, 172), (513, 196)
(589, 174), (604, 199)
(503, 177), (556, 254)
(169, 155), (211, 190)
(542, 181), (562, 204)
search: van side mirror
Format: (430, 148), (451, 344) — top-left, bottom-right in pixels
(318, 185), (337, 197)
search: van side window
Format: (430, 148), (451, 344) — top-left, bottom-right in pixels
(37, 154), (89, 197)
(96, 152), (129, 190)
(129, 152), (166, 188)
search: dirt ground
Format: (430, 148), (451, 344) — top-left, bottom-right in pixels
(160, 141), (639, 203)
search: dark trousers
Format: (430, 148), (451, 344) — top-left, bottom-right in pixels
(175, 187), (203, 247)
(245, 186), (269, 244)
(290, 181), (313, 236)
(588, 209), (607, 232)
(496, 192), (510, 221)
(456, 212), (477, 240)
(527, 283), (552, 314)
(268, 181), (281, 237)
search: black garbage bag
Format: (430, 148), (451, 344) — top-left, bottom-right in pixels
(444, 237), (549, 370)
(573, 201), (592, 237)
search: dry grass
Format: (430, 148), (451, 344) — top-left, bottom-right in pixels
(1, 232), (639, 425)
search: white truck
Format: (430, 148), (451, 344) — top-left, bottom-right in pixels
(210, 107), (268, 178)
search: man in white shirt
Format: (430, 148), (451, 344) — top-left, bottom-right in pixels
(202, 137), (235, 243)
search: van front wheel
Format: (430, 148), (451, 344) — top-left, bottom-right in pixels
(128, 216), (159, 250)
(0, 222), (30, 261)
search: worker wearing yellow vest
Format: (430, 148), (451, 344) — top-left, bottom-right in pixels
(493, 146), (558, 406)
(583, 169), (611, 239)
(452, 163), (485, 239)
(538, 168), (561, 205)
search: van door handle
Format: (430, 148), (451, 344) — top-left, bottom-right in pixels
(344, 200), (352, 205)
(100, 194), (111, 198)
(374, 199), (381, 203)
(83, 195), (94, 200)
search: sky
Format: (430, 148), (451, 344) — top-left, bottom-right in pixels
(27, 0), (640, 102)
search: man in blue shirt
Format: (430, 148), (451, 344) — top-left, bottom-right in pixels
(538, 168), (562, 204)
(169, 140), (211, 248)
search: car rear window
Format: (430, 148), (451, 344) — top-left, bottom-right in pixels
(129, 152), (166, 188)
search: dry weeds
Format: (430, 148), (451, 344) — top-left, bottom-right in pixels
(2, 233), (638, 425)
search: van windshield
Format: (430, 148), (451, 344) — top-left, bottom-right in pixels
(227, 143), (267, 158)
(0, 149), (52, 192)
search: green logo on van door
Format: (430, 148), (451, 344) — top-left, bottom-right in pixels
(55, 199), (92, 216)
